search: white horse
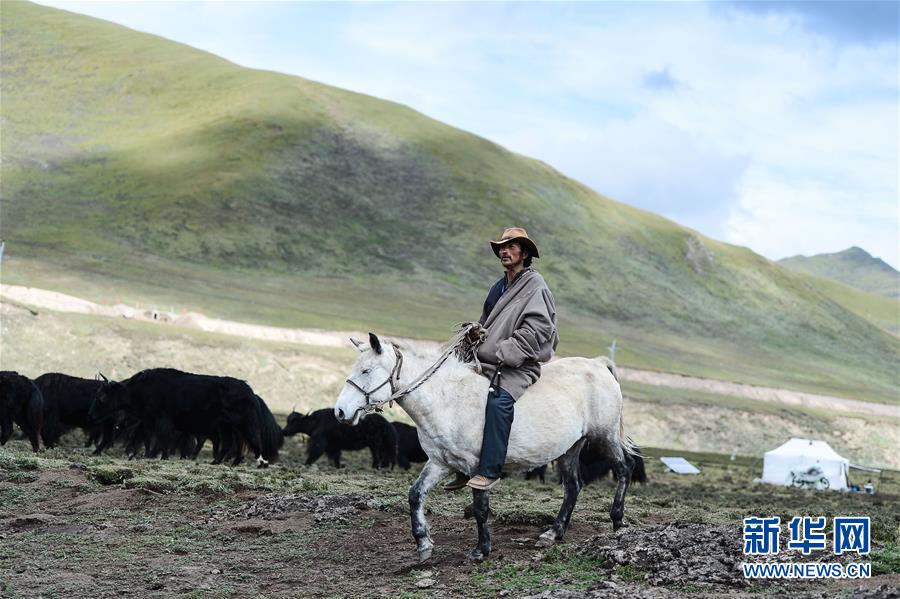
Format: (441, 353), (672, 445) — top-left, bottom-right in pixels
(334, 332), (636, 562)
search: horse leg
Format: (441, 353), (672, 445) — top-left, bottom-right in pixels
(469, 488), (492, 561)
(408, 460), (449, 562)
(537, 438), (586, 548)
(610, 446), (634, 531)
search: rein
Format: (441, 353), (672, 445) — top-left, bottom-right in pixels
(346, 323), (484, 415)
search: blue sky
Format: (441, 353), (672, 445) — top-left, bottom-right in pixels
(39, 1), (900, 268)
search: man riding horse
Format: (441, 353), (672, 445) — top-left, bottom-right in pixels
(334, 226), (633, 562)
(445, 227), (559, 491)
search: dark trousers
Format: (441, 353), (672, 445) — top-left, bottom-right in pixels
(477, 387), (515, 479)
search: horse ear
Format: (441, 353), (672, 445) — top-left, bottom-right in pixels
(350, 337), (363, 351)
(368, 332), (382, 355)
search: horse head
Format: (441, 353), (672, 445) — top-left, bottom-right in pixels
(334, 332), (397, 426)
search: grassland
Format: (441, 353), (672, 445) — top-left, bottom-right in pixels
(1, 2), (898, 405)
(1, 437), (897, 598)
(621, 381), (899, 469)
(3, 300), (897, 469)
(776, 270), (900, 336)
(4, 252), (899, 407)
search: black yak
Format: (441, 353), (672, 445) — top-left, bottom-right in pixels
(33, 372), (113, 453)
(91, 368), (283, 465)
(283, 408), (397, 469)
(0, 371), (44, 452)
(391, 421), (428, 470)
(525, 442), (648, 484)
(579, 441), (647, 484)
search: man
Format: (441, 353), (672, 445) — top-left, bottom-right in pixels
(445, 227), (559, 491)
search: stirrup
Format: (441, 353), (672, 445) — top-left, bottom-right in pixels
(443, 472), (470, 491)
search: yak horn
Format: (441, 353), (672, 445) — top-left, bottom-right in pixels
(98, 372), (109, 383)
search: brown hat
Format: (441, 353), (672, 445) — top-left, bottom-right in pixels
(489, 227), (540, 259)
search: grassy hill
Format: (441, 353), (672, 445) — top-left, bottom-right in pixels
(1, 2), (898, 403)
(780, 247), (899, 299)
(782, 271), (899, 337)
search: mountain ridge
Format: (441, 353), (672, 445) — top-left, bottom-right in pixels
(779, 247), (899, 299)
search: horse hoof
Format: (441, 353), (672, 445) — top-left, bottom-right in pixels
(417, 546), (433, 562)
(535, 530), (557, 548)
(468, 548), (487, 562)
(612, 520), (626, 532)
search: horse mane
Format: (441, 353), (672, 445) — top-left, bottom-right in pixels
(391, 322), (474, 363)
(391, 339), (440, 359)
(390, 338), (473, 382)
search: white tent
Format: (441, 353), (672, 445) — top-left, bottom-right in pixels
(762, 438), (849, 491)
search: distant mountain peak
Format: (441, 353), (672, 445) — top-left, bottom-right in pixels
(779, 247), (899, 298)
(838, 246), (876, 261)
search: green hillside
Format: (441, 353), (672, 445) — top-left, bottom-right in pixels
(780, 247), (899, 299)
(1, 2), (898, 403)
(785, 271), (899, 337)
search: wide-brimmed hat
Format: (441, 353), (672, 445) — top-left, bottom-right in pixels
(489, 227), (540, 259)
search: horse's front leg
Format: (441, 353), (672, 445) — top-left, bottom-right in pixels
(408, 460), (450, 562)
(469, 488), (492, 561)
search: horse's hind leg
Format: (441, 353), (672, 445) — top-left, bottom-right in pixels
(610, 447), (635, 531)
(469, 488), (491, 561)
(537, 438), (586, 548)
(408, 460), (450, 562)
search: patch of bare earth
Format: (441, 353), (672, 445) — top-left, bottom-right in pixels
(524, 522), (900, 599)
(1, 465), (897, 598)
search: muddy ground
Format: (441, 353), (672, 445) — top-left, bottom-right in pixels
(1, 436), (898, 598)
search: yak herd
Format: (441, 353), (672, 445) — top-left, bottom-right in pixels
(0, 369), (282, 466)
(1, 369), (646, 483)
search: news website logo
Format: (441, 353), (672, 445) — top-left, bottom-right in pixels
(741, 516), (871, 579)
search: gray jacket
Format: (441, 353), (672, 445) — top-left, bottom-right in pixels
(476, 270), (559, 400)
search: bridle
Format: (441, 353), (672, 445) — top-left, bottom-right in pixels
(344, 345), (405, 414)
(343, 323), (483, 417)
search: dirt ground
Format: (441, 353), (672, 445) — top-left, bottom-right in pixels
(1, 437), (897, 598)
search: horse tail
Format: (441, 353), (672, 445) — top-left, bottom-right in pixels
(616, 395), (642, 459)
(630, 452), (648, 482)
(621, 431), (642, 458)
(596, 354), (641, 459)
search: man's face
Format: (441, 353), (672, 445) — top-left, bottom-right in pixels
(498, 241), (526, 270)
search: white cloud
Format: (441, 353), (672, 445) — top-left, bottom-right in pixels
(727, 167), (899, 266)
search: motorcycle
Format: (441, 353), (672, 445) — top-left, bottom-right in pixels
(790, 465), (830, 490)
